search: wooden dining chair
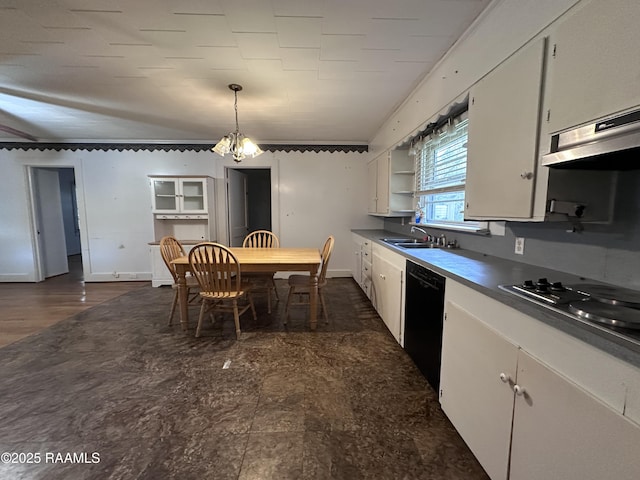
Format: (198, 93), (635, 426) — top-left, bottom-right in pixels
(242, 230), (280, 313)
(284, 235), (335, 324)
(159, 236), (200, 326)
(188, 242), (257, 339)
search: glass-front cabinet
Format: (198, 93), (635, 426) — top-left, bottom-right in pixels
(148, 175), (217, 286)
(150, 177), (208, 214)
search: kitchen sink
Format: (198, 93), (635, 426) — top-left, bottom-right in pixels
(394, 242), (440, 248)
(381, 237), (413, 243)
(381, 238), (440, 249)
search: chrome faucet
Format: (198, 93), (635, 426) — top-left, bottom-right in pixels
(410, 226), (427, 236)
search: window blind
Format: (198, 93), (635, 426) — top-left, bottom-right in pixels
(415, 117), (468, 195)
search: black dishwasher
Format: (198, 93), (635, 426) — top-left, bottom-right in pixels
(404, 260), (446, 391)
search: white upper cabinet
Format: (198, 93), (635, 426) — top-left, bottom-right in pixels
(368, 149), (413, 217)
(546, 0), (640, 135)
(150, 176), (211, 215)
(465, 37), (546, 220)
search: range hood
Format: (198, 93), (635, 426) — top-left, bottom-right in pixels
(542, 108), (640, 169)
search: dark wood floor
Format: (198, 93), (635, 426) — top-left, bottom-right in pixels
(0, 255), (148, 348)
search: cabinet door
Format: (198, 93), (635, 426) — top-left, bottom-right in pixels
(367, 159), (378, 214)
(150, 245), (174, 287)
(376, 153), (390, 215)
(546, 0), (640, 134)
(371, 252), (403, 343)
(151, 178), (179, 213)
(465, 37), (546, 220)
(178, 178), (207, 213)
(439, 302), (518, 480)
(351, 238), (362, 286)
(509, 350), (640, 480)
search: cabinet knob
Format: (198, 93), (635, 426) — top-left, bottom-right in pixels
(379, 274), (386, 280)
(520, 172), (534, 180)
(499, 373), (511, 383)
(513, 384), (526, 396)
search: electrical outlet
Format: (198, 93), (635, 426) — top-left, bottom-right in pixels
(514, 237), (525, 255)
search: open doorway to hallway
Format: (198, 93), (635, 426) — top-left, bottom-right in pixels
(226, 168), (272, 246)
(29, 166), (82, 281)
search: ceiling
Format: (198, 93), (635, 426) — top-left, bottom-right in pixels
(0, 0), (490, 144)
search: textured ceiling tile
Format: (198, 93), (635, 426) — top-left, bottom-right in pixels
(235, 32), (280, 59)
(320, 34), (364, 61)
(222, 0), (277, 33)
(280, 47), (319, 71)
(276, 16), (322, 48)
(272, 0), (325, 18)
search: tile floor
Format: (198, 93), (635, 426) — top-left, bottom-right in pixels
(0, 278), (489, 480)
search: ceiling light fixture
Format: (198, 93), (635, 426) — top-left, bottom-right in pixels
(212, 83), (263, 162)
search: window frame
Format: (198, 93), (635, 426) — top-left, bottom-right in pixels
(412, 111), (488, 233)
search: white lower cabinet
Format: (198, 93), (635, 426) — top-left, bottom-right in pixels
(509, 349), (640, 480)
(439, 302), (517, 480)
(440, 300), (640, 480)
(371, 244), (405, 345)
(149, 242), (201, 287)
(351, 234), (373, 299)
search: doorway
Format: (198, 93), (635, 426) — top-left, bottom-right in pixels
(29, 166), (82, 281)
(226, 168), (272, 246)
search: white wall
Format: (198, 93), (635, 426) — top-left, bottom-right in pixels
(0, 148), (381, 282)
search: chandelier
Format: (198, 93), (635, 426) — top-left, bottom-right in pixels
(212, 84), (264, 162)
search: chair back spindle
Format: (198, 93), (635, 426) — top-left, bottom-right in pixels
(243, 230), (280, 248)
(189, 243), (241, 296)
(159, 236), (186, 282)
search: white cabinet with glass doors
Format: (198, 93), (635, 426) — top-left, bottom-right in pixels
(148, 175), (217, 286)
(150, 176), (211, 214)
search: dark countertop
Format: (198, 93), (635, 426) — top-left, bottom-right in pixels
(352, 229), (640, 368)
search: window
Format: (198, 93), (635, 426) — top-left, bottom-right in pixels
(414, 112), (483, 231)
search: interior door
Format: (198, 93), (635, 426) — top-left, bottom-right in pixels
(33, 168), (69, 278)
(226, 168), (249, 246)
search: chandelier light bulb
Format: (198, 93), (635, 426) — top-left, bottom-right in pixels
(212, 84), (263, 162)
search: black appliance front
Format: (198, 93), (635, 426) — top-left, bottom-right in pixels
(404, 260), (446, 391)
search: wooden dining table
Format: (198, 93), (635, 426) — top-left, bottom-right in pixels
(171, 247), (322, 331)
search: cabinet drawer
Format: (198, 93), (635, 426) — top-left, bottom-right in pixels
(361, 239), (372, 259)
(362, 258), (372, 280)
